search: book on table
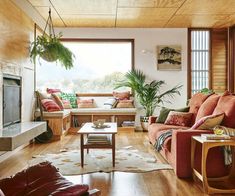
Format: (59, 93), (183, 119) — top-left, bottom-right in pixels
(86, 134), (111, 144)
(201, 134), (231, 140)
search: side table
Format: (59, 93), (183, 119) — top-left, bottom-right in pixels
(191, 136), (235, 194)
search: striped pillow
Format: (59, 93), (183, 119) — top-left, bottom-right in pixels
(41, 99), (61, 112)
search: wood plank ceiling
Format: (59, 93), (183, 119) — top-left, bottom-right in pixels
(27, 0), (235, 28)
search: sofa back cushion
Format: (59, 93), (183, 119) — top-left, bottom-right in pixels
(195, 94), (220, 122)
(189, 92), (211, 124)
(213, 94), (235, 128)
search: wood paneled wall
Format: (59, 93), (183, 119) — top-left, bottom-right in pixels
(211, 29), (228, 93)
(0, 0), (34, 65)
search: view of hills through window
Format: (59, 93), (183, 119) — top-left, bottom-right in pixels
(36, 40), (133, 93)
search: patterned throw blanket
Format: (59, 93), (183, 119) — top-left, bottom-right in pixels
(154, 130), (173, 152)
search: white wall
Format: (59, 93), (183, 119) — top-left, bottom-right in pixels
(56, 28), (188, 126)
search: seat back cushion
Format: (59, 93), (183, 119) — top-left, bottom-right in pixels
(213, 94), (235, 128)
(195, 94), (220, 122)
(189, 92), (212, 124)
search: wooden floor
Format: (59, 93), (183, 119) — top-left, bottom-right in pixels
(0, 130), (233, 196)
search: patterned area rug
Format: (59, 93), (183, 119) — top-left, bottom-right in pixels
(31, 147), (172, 175)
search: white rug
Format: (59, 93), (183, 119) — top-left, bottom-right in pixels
(31, 147), (172, 175)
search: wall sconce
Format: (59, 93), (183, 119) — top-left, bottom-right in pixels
(141, 49), (153, 54)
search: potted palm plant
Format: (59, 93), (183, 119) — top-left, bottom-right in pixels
(115, 69), (182, 130)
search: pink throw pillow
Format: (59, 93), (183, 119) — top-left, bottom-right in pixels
(41, 99), (61, 112)
(113, 91), (130, 100)
(164, 111), (193, 127)
(190, 113), (224, 130)
(62, 100), (72, 109)
(77, 99), (95, 108)
(46, 88), (61, 94)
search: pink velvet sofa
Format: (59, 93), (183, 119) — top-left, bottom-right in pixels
(148, 91), (235, 178)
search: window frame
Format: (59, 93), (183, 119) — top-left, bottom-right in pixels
(187, 28), (212, 98)
(56, 38), (135, 96)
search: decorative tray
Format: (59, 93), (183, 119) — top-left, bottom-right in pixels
(92, 125), (111, 129)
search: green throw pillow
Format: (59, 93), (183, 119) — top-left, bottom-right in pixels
(60, 92), (77, 108)
(156, 106), (190, 123)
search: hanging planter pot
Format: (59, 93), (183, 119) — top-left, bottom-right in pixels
(30, 9), (74, 70)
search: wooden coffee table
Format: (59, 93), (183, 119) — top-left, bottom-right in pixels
(77, 122), (117, 167)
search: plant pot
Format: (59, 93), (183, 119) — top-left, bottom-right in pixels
(41, 50), (58, 62)
(140, 116), (149, 132)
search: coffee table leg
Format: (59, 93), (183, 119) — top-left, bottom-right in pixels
(112, 134), (115, 167)
(81, 134), (84, 167)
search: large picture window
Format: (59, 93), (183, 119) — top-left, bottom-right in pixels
(36, 39), (134, 94)
(188, 29), (211, 97)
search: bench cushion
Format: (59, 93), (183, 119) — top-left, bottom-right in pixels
(71, 108), (137, 115)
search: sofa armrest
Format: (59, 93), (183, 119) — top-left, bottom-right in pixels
(148, 116), (157, 125)
(171, 129), (212, 178)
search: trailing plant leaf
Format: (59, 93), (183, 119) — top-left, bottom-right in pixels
(30, 34), (74, 69)
(115, 69), (182, 117)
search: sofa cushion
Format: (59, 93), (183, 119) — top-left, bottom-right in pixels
(156, 106), (189, 123)
(77, 99), (95, 108)
(195, 94), (220, 122)
(164, 111), (193, 127)
(52, 93), (64, 110)
(189, 92), (212, 124)
(148, 123), (189, 145)
(191, 113), (224, 130)
(213, 94), (235, 128)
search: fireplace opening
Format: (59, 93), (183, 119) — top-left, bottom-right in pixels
(3, 74), (21, 127)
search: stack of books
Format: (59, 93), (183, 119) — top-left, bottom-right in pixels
(122, 121), (135, 127)
(201, 134), (231, 140)
(86, 134), (111, 144)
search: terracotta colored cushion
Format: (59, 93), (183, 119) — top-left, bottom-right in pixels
(51, 93), (64, 110)
(213, 94), (235, 128)
(62, 100), (72, 109)
(164, 111), (193, 127)
(77, 99), (95, 108)
(190, 113), (224, 130)
(41, 99), (61, 112)
(46, 88), (61, 94)
(189, 92), (212, 123)
(113, 91), (130, 100)
(195, 94), (220, 122)
(116, 99), (134, 108)
(156, 106), (190, 123)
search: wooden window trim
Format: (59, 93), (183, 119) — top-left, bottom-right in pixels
(187, 28), (212, 99)
(59, 38), (135, 96)
(228, 26), (235, 93)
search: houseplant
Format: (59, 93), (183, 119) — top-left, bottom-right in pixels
(115, 69), (182, 130)
(30, 33), (74, 70)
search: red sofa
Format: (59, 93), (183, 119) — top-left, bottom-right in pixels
(148, 92), (235, 178)
(0, 162), (100, 196)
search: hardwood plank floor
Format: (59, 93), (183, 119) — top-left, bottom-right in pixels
(0, 130), (233, 196)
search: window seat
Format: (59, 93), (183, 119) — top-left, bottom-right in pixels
(42, 108), (137, 140)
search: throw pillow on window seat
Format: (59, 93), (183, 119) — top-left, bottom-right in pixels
(60, 92), (77, 108)
(77, 99), (95, 108)
(116, 99), (134, 108)
(46, 88), (61, 94)
(113, 91), (131, 100)
(51, 93), (64, 110)
(164, 111), (193, 127)
(62, 100), (72, 109)
(156, 106), (190, 123)
(41, 99), (61, 112)
(103, 98), (118, 109)
(190, 113), (224, 130)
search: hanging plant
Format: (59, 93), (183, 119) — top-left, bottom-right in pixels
(30, 9), (74, 70)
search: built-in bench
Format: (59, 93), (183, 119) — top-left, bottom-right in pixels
(43, 108), (137, 140)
